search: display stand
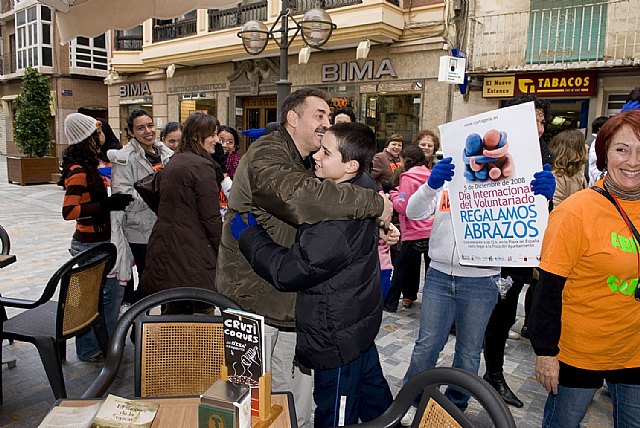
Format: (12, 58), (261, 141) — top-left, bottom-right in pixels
(220, 366), (283, 427)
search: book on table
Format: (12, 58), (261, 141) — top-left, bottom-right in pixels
(39, 394), (159, 428)
(222, 308), (266, 417)
(91, 394), (159, 428)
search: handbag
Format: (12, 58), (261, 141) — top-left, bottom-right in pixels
(592, 185), (640, 301)
(134, 169), (162, 214)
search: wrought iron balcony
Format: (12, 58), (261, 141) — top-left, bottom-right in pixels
(289, 0), (365, 15)
(208, 1), (267, 31)
(152, 18), (198, 43)
(467, 0), (640, 73)
(114, 28), (143, 51)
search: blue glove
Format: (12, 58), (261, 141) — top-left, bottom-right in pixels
(230, 213), (258, 241)
(428, 157), (455, 190)
(621, 100), (640, 113)
(531, 164), (556, 201)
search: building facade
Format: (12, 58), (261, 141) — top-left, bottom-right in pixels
(455, 0), (640, 138)
(106, 0), (453, 151)
(0, 0), (109, 157)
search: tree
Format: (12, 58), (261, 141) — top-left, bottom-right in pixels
(14, 67), (52, 157)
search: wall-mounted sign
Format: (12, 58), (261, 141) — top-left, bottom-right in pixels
(514, 71), (596, 97)
(438, 56), (466, 84)
(321, 59), (397, 82)
(119, 82), (151, 97)
(61, 89), (73, 97)
(482, 76), (515, 98)
(168, 83), (225, 94)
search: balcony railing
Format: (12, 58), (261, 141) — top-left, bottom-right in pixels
(208, 1), (267, 31)
(468, 0), (640, 73)
(152, 18), (197, 43)
(114, 28), (143, 51)
(289, 0), (364, 14)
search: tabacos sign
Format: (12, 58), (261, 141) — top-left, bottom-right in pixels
(515, 71), (596, 97)
(321, 59), (397, 82)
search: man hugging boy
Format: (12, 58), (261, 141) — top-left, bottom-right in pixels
(231, 122), (393, 427)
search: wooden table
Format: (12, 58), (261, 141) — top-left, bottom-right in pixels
(55, 393), (295, 428)
(0, 255), (16, 269)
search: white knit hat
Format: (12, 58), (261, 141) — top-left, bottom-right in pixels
(64, 113), (98, 145)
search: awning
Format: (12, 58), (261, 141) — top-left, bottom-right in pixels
(40, 0), (239, 44)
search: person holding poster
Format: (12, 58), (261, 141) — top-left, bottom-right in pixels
(482, 96), (552, 408)
(530, 110), (640, 428)
(399, 115), (555, 425)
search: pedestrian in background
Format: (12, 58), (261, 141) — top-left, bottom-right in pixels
(59, 112), (132, 362)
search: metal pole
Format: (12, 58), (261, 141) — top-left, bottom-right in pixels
(276, 0), (292, 121)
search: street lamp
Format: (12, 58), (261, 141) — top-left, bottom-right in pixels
(238, 1), (336, 118)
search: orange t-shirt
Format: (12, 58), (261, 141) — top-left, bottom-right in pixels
(539, 186), (640, 370)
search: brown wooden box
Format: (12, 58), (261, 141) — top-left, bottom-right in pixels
(6, 156), (59, 186)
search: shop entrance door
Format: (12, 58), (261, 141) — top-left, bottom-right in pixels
(242, 96), (277, 151)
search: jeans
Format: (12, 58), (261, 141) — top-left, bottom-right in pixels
(543, 383), (640, 427)
(70, 239), (125, 361)
(314, 345), (392, 427)
(403, 267), (499, 409)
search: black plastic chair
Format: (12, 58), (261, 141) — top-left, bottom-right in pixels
(0, 242), (116, 400)
(0, 225), (9, 255)
(82, 287), (241, 399)
(345, 367), (517, 428)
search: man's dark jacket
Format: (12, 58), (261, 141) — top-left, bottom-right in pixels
(238, 172), (382, 369)
(215, 126), (384, 329)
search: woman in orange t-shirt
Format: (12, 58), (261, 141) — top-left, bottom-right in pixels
(529, 110), (640, 427)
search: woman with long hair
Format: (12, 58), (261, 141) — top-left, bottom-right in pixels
(139, 112), (222, 313)
(548, 129), (588, 206)
(59, 113), (132, 362)
(219, 125), (241, 179)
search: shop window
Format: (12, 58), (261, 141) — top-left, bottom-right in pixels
(606, 93), (628, 116)
(15, 4), (53, 70)
(361, 93), (421, 151)
(526, 0), (607, 63)
(179, 97), (217, 123)
(69, 34), (108, 70)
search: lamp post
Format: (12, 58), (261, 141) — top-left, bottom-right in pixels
(238, 0), (336, 119)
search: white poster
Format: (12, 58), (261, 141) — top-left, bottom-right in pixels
(438, 102), (549, 266)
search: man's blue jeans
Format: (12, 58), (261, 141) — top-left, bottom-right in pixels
(543, 382), (640, 427)
(70, 239), (124, 361)
(403, 267), (499, 409)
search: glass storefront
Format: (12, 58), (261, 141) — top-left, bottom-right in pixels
(179, 95), (217, 124)
(361, 92), (421, 151)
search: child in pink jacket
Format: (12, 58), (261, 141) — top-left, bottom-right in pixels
(383, 144), (434, 311)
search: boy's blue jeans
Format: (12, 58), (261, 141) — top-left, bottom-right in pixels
(70, 239), (124, 361)
(403, 267), (499, 409)
(313, 345), (392, 427)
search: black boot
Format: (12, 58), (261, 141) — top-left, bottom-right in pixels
(483, 373), (524, 408)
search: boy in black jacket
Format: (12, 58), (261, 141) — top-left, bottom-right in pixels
(231, 122), (393, 427)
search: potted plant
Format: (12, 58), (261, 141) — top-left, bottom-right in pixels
(6, 67), (59, 185)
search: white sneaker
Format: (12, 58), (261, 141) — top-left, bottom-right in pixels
(508, 330), (520, 340)
(401, 405), (417, 426)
